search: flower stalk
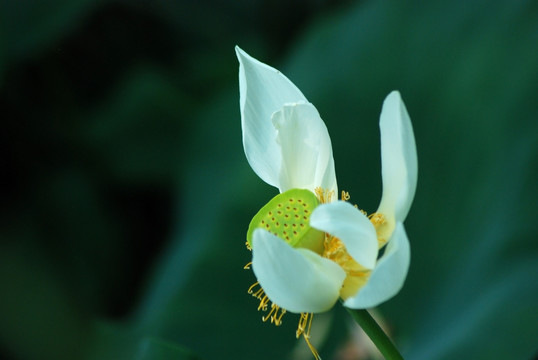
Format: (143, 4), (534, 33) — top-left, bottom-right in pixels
(345, 307), (404, 360)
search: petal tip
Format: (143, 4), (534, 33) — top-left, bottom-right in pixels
(382, 90), (404, 111)
(378, 90), (417, 222)
(235, 45), (248, 62)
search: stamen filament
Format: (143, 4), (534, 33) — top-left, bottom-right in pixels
(247, 281), (288, 325)
(315, 187), (334, 204)
(368, 212), (388, 247)
(247, 281), (259, 294)
(296, 313), (321, 360)
(262, 303), (286, 326)
(275, 308), (286, 325)
(258, 295), (270, 311)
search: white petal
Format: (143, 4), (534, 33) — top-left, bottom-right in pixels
(377, 91), (418, 222)
(343, 222), (410, 309)
(272, 102), (337, 194)
(236, 46), (308, 189)
(310, 201), (378, 269)
(251, 228), (346, 313)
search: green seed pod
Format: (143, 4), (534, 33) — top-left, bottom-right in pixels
(246, 188), (325, 254)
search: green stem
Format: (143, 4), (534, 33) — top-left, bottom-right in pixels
(345, 308), (404, 360)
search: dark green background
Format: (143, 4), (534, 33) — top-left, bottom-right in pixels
(1, 0), (537, 359)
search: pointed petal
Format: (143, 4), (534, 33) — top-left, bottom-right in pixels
(377, 91), (418, 222)
(343, 222), (411, 309)
(272, 102), (337, 194)
(251, 229), (346, 313)
(236, 46), (308, 189)
(310, 201), (378, 269)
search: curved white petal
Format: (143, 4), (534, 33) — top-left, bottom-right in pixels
(272, 103), (337, 194)
(343, 222), (410, 309)
(310, 201), (378, 269)
(377, 91), (418, 222)
(251, 228), (345, 313)
(236, 46), (308, 189)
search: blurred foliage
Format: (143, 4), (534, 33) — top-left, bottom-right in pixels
(1, 0), (537, 360)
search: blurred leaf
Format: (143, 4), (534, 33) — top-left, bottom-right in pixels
(0, 242), (90, 360)
(0, 0), (102, 62)
(83, 66), (192, 184)
(34, 168), (126, 313)
(85, 322), (199, 360)
(135, 337), (199, 360)
(84, 322), (138, 360)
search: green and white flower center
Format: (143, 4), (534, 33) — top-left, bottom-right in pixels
(246, 188), (325, 254)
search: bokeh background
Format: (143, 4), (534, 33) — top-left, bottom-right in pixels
(1, 0), (537, 359)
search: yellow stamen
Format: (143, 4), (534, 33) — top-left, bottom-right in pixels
(253, 288), (264, 299)
(247, 281), (288, 324)
(339, 192), (390, 249)
(247, 281), (259, 294)
(275, 307), (286, 325)
(369, 212), (388, 248)
(341, 189), (359, 209)
(262, 303), (286, 326)
(323, 233), (371, 299)
(315, 187), (334, 204)
(243, 262), (252, 269)
(258, 295), (270, 311)
(296, 313), (321, 360)
(247, 281), (320, 358)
